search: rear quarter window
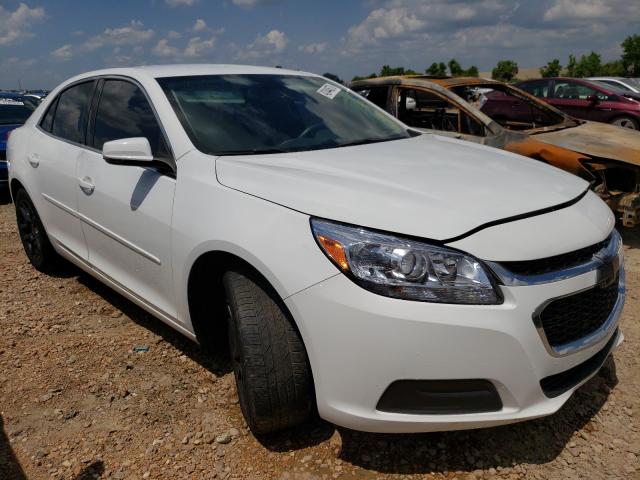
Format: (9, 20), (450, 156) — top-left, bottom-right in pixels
(50, 81), (95, 144)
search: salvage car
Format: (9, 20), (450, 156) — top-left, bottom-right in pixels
(351, 76), (640, 227)
(1, 93), (37, 190)
(9, 65), (623, 434)
(516, 77), (640, 129)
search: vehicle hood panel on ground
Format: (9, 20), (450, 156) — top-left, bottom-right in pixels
(534, 122), (640, 167)
(216, 135), (588, 241)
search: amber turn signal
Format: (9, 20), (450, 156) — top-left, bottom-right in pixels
(317, 235), (349, 271)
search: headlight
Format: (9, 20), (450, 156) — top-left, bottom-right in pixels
(311, 218), (501, 304)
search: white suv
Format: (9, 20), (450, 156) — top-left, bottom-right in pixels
(8, 65), (624, 434)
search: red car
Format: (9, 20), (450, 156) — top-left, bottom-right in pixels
(516, 77), (640, 130)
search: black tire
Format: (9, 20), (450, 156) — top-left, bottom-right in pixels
(15, 188), (61, 273)
(609, 116), (639, 130)
(223, 269), (313, 434)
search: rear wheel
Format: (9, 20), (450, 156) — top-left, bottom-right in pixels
(610, 116), (639, 130)
(223, 269), (313, 434)
(15, 189), (61, 273)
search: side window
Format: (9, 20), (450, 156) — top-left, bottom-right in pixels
(355, 87), (389, 110)
(554, 81), (604, 100)
(398, 88), (484, 136)
(40, 97), (58, 133)
(51, 81), (95, 144)
(519, 81), (550, 98)
(92, 79), (169, 158)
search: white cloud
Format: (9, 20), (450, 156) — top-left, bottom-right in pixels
(84, 20), (154, 51)
(232, 0), (276, 8)
(51, 44), (73, 61)
(167, 30), (182, 39)
(184, 36), (216, 57)
(0, 2), (45, 46)
(152, 38), (178, 57)
(166, 0), (198, 7)
(544, 0), (609, 21)
(299, 42), (328, 54)
(192, 18), (207, 32)
(238, 29), (288, 59)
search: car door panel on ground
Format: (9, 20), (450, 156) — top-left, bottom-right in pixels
(76, 78), (177, 319)
(29, 80), (96, 260)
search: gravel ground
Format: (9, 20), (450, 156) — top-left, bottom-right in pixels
(0, 194), (638, 480)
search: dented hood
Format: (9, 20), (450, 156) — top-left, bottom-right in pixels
(534, 121), (640, 166)
(216, 134), (588, 241)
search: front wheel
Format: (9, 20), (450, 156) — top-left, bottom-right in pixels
(610, 116), (639, 130)
(15, 189), (61, 273)
(223, 270), (313, 434)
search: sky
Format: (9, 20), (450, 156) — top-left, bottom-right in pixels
(0, 0), (639, 89)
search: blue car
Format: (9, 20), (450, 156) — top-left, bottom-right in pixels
(1, 93), (37, 190)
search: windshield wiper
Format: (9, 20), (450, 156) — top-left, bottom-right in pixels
(214, 147), (291, 156)
(332, 135), (408, 149)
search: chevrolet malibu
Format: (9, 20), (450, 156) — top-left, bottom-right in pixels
(8, 65), (624, 434)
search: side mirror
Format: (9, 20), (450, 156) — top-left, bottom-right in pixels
(103, 137), (154, 165)
(586, 94), (599, 105)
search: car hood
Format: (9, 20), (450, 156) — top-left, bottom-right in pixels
(216, 134), (588, 241)
(534, 121), (640, 167)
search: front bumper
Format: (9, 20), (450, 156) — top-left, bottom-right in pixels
(285, 264), (624, 433)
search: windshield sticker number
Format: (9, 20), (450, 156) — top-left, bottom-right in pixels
(316, 83), (341, 100)
(0, 99), (25, 106)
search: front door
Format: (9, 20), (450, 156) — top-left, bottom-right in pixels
(76, 78), (177, 319)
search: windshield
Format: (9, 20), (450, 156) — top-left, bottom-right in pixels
(451, 84), (572, 132)
(157, 74), (409, 155)
(0, 97), (35, 125)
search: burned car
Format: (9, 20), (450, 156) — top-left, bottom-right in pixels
(350, 76), (640, 227)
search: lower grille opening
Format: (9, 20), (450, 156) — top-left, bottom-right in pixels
(540, 329), (618, 398)
(537, 275), (619, 348)
(376, 379), (502, 415)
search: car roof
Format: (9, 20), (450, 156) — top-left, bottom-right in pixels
(350, 75), (501, 89)
(69, 64), (315, 82)
(0, 92), (27, 99)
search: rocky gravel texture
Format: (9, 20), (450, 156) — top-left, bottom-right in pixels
(0, 195), (638, 480)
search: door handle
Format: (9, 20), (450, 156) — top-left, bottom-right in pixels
(27, 153), (39, 168)
(78, 177), (95, 195)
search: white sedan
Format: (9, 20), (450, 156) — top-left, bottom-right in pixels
(8, 65), (624, 434)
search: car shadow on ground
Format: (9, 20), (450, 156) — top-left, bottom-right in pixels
(0, 414), (27, 480)
(76, 272), (232, 378)
(258, 357), (617, 475)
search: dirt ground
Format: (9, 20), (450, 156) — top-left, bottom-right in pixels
(0, 195), (638, 480)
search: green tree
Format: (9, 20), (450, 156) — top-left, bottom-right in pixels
(491, 60), (519, 82)
(465, 65), (479, 77)
(379, 65), (417, 77)
(599, 60), (625, 76)
(323, 72), (343, 84)
(540, 59), (562, 77)
(622, 34), (640, 75)
(426, 62), (447, 76)
(351, 73), (377, 82)
(448, 59), (463, 76)
(574, 51), (602, 77)
(566, 54), (577, 76)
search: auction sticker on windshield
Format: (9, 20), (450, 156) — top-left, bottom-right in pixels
(317, 83), (341, 100)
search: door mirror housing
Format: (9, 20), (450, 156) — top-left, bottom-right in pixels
(586, 94), (600, 105)
(103, 137), (154, 165)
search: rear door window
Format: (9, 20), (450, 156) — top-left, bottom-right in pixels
(51, 81), (95, 144)
(518, 80), (551, 98)
(91, 79), (169, 158)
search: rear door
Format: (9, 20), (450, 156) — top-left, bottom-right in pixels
(76, 77), (177, 318)
(27, 81), (97, 259)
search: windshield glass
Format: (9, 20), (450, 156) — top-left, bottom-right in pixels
(451, 84), (571, 131)
(157, 74), (409, 155)
(0, 97), (35, 125)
